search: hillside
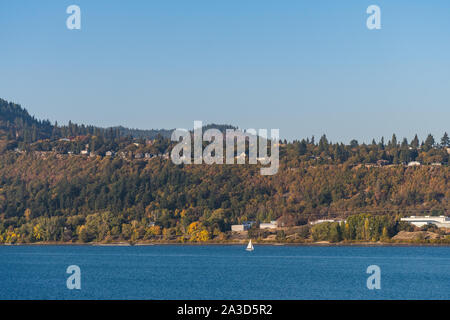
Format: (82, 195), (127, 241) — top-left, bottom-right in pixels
(0, 98), (449, 244)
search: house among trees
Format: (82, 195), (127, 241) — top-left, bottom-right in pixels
(231, 221), (256, 232)
(310, 218), (346, 225)
(407, 161), (421, 167)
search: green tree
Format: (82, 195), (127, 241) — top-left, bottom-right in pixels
(441, 132), (449, 147)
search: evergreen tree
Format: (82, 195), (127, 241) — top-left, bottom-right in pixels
(318, 134), (329, 152)
(390, 134), (398, 148)
(411, 134), (419, 148)
(378, 137), (385, 150)
(424, 134), (435, 151)
(441, 132), (449, 147)
(350, 139), (359, 148)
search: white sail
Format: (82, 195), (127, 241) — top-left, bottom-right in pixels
(246, 239), (254, 251)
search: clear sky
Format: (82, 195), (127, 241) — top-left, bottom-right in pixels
(0, 0), (449, 143)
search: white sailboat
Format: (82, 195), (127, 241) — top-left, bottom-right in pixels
(246, 239), (254, 251)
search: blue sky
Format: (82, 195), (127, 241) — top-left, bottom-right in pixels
(0, 0), (449, 143)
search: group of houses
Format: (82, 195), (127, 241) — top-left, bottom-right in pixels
(231, 215), (450, 232)
(231, 221), (278, 232)
(406, 161), (442, 167)
(104, 151), (170, 160)
(363, 160), (443, 168)
(15, 144), (170, 161)
(309, 218), (346, 225)
(231, 217), (351, 232)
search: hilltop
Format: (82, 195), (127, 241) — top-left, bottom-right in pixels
(0, 98), (237, 152)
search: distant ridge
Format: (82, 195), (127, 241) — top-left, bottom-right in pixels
(0, 98), (236, 141)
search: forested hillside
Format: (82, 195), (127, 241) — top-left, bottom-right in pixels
(0, 98), (177, 145)
(0, 99), (448, 244)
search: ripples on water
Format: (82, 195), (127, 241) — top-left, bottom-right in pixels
(1, 245), (449, 299)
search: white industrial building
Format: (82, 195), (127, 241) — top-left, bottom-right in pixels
(231, 225), (246, 232)
(260, 221), (278, 229)
(401, 216), (450, 228)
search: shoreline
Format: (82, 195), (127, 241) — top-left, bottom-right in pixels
(3, 241), (450, 247)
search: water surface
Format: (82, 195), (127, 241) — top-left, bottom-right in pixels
(0, 245), (449, 299)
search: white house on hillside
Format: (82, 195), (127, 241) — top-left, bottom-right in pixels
(310, 219), (346, 225)
(260, 221), (278, 229)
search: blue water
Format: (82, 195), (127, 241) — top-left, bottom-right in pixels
(1, 245), (449, 299)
